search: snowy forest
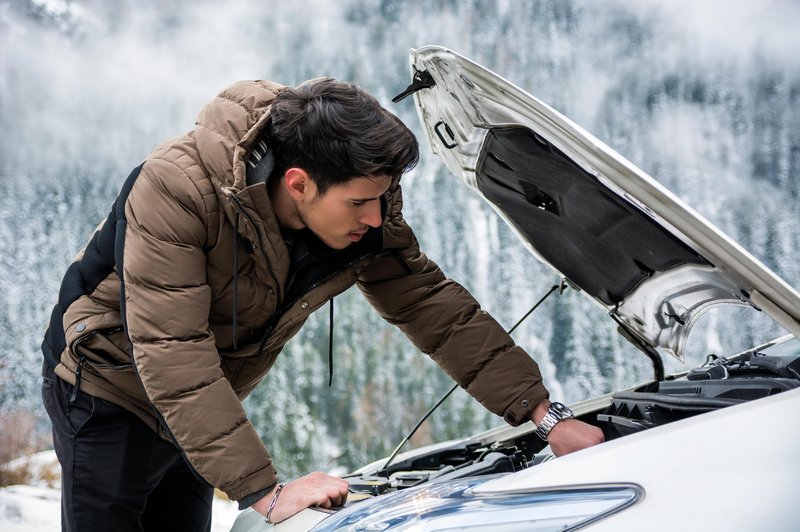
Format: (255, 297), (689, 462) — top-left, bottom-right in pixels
(1, 0), (798, 481)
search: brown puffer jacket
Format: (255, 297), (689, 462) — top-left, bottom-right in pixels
(42, 80), (548, 502)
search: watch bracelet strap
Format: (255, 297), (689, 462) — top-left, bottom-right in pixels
(534, 402), (573, 440)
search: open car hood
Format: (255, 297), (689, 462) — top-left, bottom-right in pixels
(405, 46), (800, 361)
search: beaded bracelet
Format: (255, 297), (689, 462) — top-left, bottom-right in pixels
(264, 482), (287, 525)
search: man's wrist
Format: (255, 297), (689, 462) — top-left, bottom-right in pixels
(265, 482), (287, 524)
(531, 399), (552, 426)
(250, 483), (280, 515)
(532, 400), (575, 441)
(240, 486), (273, 511)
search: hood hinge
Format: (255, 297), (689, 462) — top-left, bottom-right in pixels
(610, 310), (665, 382)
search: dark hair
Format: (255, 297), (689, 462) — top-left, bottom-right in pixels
(268, 78), (419, 194)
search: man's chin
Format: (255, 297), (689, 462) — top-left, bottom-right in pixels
(317, 234), (352, 250)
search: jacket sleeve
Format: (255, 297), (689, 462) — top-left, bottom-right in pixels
(121, 159), (276, 501)
(357, 191), (549, 427)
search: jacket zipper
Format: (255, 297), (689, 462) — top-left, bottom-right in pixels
(281, 251), (374, 314)
(69, 355), (86, 405)
(227, 193), (284, 309)
(228, 190), (379, 357)
(255, 251), (375, 357)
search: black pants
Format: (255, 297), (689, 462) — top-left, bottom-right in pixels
(42, 361), (213, 532)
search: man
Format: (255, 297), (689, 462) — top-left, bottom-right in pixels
(41, 78), (603, 530)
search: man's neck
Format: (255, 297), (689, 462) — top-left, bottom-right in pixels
(268, 176), (304, 230)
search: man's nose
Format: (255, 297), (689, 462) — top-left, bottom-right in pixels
(359, 202), (382, 228)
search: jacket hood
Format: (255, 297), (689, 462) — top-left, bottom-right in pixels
(194, 80), (286, 192)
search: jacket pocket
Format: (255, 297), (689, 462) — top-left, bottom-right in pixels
(69, 327), (143, 397)
(68, 327), (145, 401)
(71, 327), (133, 370)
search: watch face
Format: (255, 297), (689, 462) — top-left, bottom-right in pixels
(552, 402), (573, 419)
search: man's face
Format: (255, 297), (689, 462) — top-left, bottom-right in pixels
(297, 174), (392, 250)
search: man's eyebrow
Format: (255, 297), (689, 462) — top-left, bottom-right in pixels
(350, 196), (381, 202)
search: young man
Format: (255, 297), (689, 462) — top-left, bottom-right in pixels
(41, 78), (603, 530)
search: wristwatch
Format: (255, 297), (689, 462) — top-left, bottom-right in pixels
(533, 401), (575, 441)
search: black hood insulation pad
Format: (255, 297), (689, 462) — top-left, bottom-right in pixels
(476, 127), (708, 306)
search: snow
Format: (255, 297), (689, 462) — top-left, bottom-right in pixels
(0, 450), (240, 532)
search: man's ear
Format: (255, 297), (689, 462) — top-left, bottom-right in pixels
(284, 168), (312, 201)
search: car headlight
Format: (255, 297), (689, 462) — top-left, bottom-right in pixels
(313, 475), (642, 532)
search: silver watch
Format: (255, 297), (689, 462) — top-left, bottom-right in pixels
(533, 401), (574, 441)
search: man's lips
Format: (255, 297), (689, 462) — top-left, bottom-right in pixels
(348, 229), (368, 242)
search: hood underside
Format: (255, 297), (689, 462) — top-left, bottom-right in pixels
(406, 46), (800, 361)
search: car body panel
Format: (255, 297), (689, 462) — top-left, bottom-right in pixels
(408, 45), (800, 361)
(475, 386), (800, 530)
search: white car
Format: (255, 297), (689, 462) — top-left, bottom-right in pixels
(231, 46), (800, 532)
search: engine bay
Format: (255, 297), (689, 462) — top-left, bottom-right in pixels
(344, 335), (800, 499)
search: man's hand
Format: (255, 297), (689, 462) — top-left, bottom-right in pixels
(545, 418), (605, 456)
(251, 471), (349, 524)
(531, 400), (605, 457)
